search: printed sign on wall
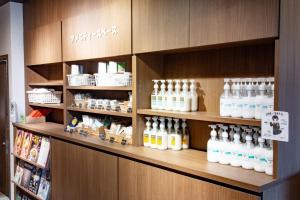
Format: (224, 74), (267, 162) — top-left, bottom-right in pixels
(261, 111), (289, 142)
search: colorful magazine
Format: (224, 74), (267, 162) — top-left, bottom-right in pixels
(28, 168), (42, 194)
(37, 169), (51, 200)
(20, 163), (34, 188)
(13, 162), (25, 184)
(37, 137), (50, 167)
(28, 135), (42, 163)
(14, 130), (25, 155)
(20, 132), (33, 159)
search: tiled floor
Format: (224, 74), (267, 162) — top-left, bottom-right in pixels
(0, 193), (9, 200)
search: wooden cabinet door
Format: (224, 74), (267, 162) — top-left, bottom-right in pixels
(119, 158), (260, 200)
(24, 21), (62, 65)
(190, 0), (279, 47)
(62, 0), (131, 61)
(132, 0), (189, 53)
(51, 139), (118, 200)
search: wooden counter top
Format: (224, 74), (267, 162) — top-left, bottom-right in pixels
(13, 122), (276, 193)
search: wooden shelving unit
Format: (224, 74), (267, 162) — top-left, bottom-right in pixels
(12, 153), (46, 169)
(28, 81), (64, 86)
(67, 107), (133, 118)
(29, 103), (64, 110)
(66, 86), (132, 91)
(12, 180), (43, 200)
(137, 109), (261, 126)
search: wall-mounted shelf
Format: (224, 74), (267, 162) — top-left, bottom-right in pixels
(12, 153), (46, 169)
(29, 103), (64, 110)
(28, 81), (64, 86)
(67, 107), (133, 118)
(12, 180), (43, 200)
(66, 86), (132, 91)
(137, 109), (261, 127)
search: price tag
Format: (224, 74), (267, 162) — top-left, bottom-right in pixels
(109, 137), (115, 143)
(261, 111), (289, 142)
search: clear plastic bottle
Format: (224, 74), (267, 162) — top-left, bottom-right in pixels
(231, 78), (243, 118)
(173, 80), (181, 111)
(180, 80), (191, 112)
(219, 126), (231, 165)
(230, 133), (243, 167)
(171, 119), (182, 151)
(157, 117), (168, 150)
(220, 79), (232, 117)
(166, 80), (174, 111)
(207, 125), (219, 163)
(255, 79), (268, 119)
(265, 140), (273, 176)
(150, 117), (158, 149)
(254, 137), (267, 173)
(181, 119), (189, 149)
(167, 118), (173, 149)
(242, 79), (256, 118)
(242, 134), (255, 170)
(143, 117), (152, 147)
(151, 80), (159, 110)
(190, 80), (198, 111)
(158, 80), (166, 110)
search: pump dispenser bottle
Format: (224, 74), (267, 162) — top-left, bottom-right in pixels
(151, 80), (159, 110)
(167, 118), (173, 149)
(266, 78), (275, 112)
(230, 133), (243, 167)
(219, 126), (231, 165)
(181, 119), (189, 149)
(265, 140), (273, 175)
(173, 80), (181, 111)
(190, 80), (198, 111)
(150, 117), (158, 149)
(242, 134), (255, 170)
(171, 119), (182, 151)
(254, 137), (267, 172)
(231, 78), (243, 117)
(180, 80), (191, 112)
(216, 124), (223, 140)
(255, 79), (268, 119)
(220, 79), (232, 117)
(207, 125), (219, 163)
(166, 80), (174, 111)
(157, 117), (168, 150)
(158, 80), (166, 110)
(229, 125), (235, 142)
(242, 79), (256, 118)
(143, 117), (152, 147)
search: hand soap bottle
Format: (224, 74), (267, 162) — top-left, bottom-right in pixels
(190, 80), (198, 111)
(151, 80), (159, 110)
(231, 78), (243, 118)
(180, 80), (191, 112)
(166, 80), (174, 111)
(219, 126), (231, 165)
(242, 134), (255, 170)
(254, 137), (267, 173)
(171, 119), (182, 151)
(207, 125), (219, 163)
(216, 124), (224, 140)
(220, 79), (232, 117)
(181, 119), (189, 149)
(157, 117), (168, 150)
(158, 80), (166, 110)
(150, 117), (158, 149)
(230, 133), (243, 167)
(265, 140), (273, 175)
(242, 79), (256, 119)
(229, 125), (235, 142)
(167, 118), (173, 149)
(174, 80), (182, 111)
(143, 117), (152, 147)
(255, 79), (267, 119)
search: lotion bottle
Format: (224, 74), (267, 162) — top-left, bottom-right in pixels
(230, 133), (243, 167)
(242, 79), (256, 119)
(150, 117), (158, 149)
(158, 80), (166, 110)
(157, 117), (168, 150)
(167, 118), (173, 149)
(143, 117), (152, 147)
(254, 137), (267, 173)
(242, 134), (255, 170)
(171, 119), (182, 151)
(181, 119), (189, 149)
(166, 80), (174, 111)
(231, 78), (243, 118)
(173, 80), (181, 111)
(207, 125), (219, 163)
(151, 80), (159, 110)
(220, 79), (232, 117)
(180, 80), (191, 112)
(255, 79), (267, 119)
(190, 80), (198, 111)
(219, 126), (231, 165)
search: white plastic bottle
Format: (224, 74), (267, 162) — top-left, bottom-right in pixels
(167, 118), (173, 149)
(143, 117), (152, 147)
(157, 117), (168, 150)
(242, 135), (255, 170)
(216, 124), (224, 140)
(252, 127), (260, 146)
(231, 78), (243, 118)
(190, 80), (198, 111)
(265, 140), (273, 176)
(230, 133), (243, 167)
(180, 80), (191, 112)
(255, 79), (268, 119)
(150, 117), (158, 149)
(151, 80), (159, 110)
(241, 126), (248, 143)
(229, 125), (235, 142)
(266, 77), (275, 112)
(219, 126), (231, 165)
(171, 119), (182, 151)
(242, 79), (256, 119)
(173, 80), (181, 111)
(207, 125), (219, 163)
(254, 137), (267, 172)
(166, 80), (174, 111)
(181, 119), (189, 149)
(157, 80), (166, 110)
(220, 79), (232, 117)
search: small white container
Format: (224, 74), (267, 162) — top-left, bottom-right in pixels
(98, 62), (107, 74)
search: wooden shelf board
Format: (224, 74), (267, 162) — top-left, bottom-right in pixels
(66, 86), (132, 91)
(29, 103), (64, 109)
(28, 81), (64, 86)
(12, 153), (46, 169)
(137, 109), (261, 126)
(12, 180), (43, 200)
(67, 106), (133, 118)
(13, 122), (275, 192)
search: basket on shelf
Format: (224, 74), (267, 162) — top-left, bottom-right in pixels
(27, 89), (62, 104)
(94, 73), (132, 87)
(67, 74), (95, 86)
(104, 128), (132, 144)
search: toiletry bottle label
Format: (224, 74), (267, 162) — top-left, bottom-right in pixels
(151, 135), (156, 144)
(143, 134), (149, 144)
(171, 136), (175, 146)
(180, 97), (185, 107)
(151, 95), (156, 107)
(157, 136), (162, 145)
(157, 96), (162, 107)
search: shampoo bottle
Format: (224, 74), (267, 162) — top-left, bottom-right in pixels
(182, 119), (189, 149)
(207, 125), (219, 163)
(220, 79), (232, 117)
(158, 80), (166, 110)
(143, 117), (152, 147)
(219, 126), (231, 165)
(150, 117), (158, 149)
(171, 119), (182, 151)
(255, 79), (268, 119)
(230, 133), (243, 167)
(265, 140), (273, 175)
(231, 78), (243, 118)
(254, 137), (267, 172)
(242, 79), (256, 119)
(242, 134), (255, 170)
(190, 80), (198, 111)
(157, 117), (168, 150)
(180, 80), (191, 112)
(151, 80), (159, 110)
(166, 80), (174, 111)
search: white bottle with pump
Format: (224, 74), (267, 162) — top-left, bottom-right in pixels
(182, 119), (189, 149)
(230, 133), (243, 167)
(143, 117), (152, 147)
(173, 80), (181, 111)
(167, 118), (173, 149)
(151, 80), (159, 110)
(190, 80), (198, 111)
(242, 79), (256, 119)
(157, 117), (168, 150)
(219, 126), (231, 165)
(229, 125), (235, 142)
(207, 125), (219, 163)
(242, 134), (255, 170)
(231, 78), (243, 118)
(254, 137), (267, 172)
(166, 80), (174, 111)
(255, 79), (268, 119)
(220, 79), (232, 117)
(158, 80), (166, 110)
(180, 80), (191, 112)
(216, 124), (224, 140)
(265, 140), (273, 175)
(150, 117), (158, 149)
(171, 119), (182, 151)
(266, 78), (275, 113)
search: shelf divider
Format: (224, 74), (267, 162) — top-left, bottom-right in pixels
(67, 106), (133, 118)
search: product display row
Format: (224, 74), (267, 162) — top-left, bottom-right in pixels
(16, 190), (34, 200)
(151, 79), (198, 112)
(207, 124), (273, 176)
(14, 161), (50, 200)
(220, 77), (275, 119)
(143, 117), (189, 150)
(27, 88), (62, 104)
